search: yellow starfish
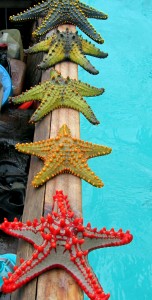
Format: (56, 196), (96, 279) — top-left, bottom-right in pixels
(12, 69), (104, 124)
(15, 124), (112, 188)
(25, 29), (108, 74)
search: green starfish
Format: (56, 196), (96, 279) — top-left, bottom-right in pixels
(25, 29), (108, 74)
(12, 69), (104, 124)
(10, 0), (108, 43)
(15, 124), (112, 188)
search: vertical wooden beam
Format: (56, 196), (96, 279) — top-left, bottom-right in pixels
(11, 25), (83, 300)
(36, 24), (83, 300)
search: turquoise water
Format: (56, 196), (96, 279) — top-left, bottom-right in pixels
(79, 1), (152, 299)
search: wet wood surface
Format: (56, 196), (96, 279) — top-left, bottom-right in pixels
(11, 25), (83, 300)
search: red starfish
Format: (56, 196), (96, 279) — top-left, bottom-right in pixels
(0, 191), (133, 299)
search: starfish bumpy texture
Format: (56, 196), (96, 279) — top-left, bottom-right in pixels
(10, 0), (108, 43)
(25, 29), (108, 74)
(12, 69), (104, 124)
(0, 191), (133, 298)
(15, 124), (112, 188)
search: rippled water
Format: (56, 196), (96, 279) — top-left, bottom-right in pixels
(79, 1), (152, 299)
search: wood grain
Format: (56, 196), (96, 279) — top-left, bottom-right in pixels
(37, 24), (82, 300)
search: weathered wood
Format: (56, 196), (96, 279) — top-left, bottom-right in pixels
(36, 25), (83, 300)
(11, 24), (82, 300)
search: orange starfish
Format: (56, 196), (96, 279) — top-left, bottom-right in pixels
(15, 124), (112, 188)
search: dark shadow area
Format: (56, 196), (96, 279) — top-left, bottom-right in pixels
(0, 109), (34, 261)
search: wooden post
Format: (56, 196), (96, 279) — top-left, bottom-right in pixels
(11, 24), (83, 300)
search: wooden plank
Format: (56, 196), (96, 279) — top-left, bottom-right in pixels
(36, 24), (83, 300)
(11, 24), (82, 300)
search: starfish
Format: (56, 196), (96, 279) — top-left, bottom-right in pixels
(0, 190), (133, 298)
(15, 124), (112, 188)
(25, 29), (108, 74)
(11, 69), (104, 124)
(10, 0), (108, 43)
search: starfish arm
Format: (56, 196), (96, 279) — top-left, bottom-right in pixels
(9, 1), (48, 22)
(32, 158), (65, 187)
(15, 139), (55, 160)
(25, 36), (54, 54)
(81, 38), (108, 58)
(71, 8), (103, 44)
(38, 41), (65, 69)
(69, 163), (104, 188)
(0, 220), (43, 246)
(11, 82), (47, 105)
(52, 190), (71, 215)
(57, 124), (71, 137)
(63, 86), (99, 125)
(78, 141), (112, 159)
(79, 3), (108, 20)
(70, 43), (99, 75)
(1, 241), (50, 293)
(0, 246), (108, 299)
(61, 250), (109, 300)
(72, 80), (104, 97)
(30, 88), (63, 123)
(82, 228), (133, 252)
(33, 9), (63, 37)
(50, 68), (62, 80)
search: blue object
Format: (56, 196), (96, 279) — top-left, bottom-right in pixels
(0, 64), (12, 107)
(0, 254), (16, 289)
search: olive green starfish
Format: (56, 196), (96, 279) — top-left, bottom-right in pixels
(25, 29), (108, 74)
(15, 124), (112, 188)
(12, 69), (104, 124)
(10, 0), (108, 43)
